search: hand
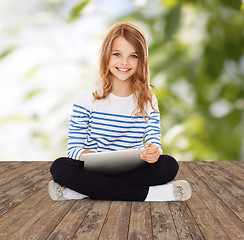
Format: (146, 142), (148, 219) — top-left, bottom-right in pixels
(82, 150), (94, 154)
(140, 142), (160, 163)
(79, 150), (94, 160)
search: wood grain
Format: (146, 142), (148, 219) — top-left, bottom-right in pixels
(0, 161), (243, 240)
(151, 202), (178, 240)
(73, 200), (111, 240)
(99, 201), (131, 240)
(181, 162), (244, 240)
(128, 201), (153, 240)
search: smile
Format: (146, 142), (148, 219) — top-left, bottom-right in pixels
(116, 67), (131, 73)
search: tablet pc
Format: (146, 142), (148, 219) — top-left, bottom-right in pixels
(80, 148), (147, 175)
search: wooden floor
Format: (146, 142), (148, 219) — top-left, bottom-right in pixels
(0, 161), (243, 240)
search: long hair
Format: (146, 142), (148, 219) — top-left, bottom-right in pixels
(93, 22), (156, 118)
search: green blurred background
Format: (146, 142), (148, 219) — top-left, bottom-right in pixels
(0, 0), (243, 161)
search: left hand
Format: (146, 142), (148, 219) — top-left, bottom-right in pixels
(140, 142), (160, 163)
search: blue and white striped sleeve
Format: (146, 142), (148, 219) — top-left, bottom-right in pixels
(67, 92), (90, 159)
(144, 95), (163, 154)
(144, 110), (162, 154)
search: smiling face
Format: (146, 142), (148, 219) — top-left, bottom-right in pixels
(108, 36), (139, 85)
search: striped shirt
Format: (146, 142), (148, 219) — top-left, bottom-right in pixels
(67, 87), (162, 160)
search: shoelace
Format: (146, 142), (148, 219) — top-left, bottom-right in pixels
(173, 185), (184, 200)
(55, 184), (65, 197)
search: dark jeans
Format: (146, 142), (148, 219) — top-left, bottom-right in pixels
(50, 155), (179, 202)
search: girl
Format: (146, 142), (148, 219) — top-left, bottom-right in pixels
(49, 22), (191, 202)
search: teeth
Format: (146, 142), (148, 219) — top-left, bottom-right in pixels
(117, 68), (129, 72)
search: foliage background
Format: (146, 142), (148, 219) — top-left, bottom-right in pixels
(0, 0), (243, 161)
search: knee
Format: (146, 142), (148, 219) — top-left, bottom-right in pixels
(151, 155), (179, 185)
(50, 157), (72, 180)
(163, 155), (179, 181)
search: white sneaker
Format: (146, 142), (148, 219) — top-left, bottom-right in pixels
(172, 180), (192, 201)
(48, 180), (87, 201)
(48, 180), (67, 201)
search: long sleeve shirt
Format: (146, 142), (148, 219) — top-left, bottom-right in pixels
(67, 87), (162, 160)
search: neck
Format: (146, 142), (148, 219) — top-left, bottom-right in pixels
(111, 78), (133, 97)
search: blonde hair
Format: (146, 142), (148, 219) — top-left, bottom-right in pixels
(93, 22), (156, 118)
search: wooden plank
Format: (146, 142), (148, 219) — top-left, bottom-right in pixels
(18, 198), (76, 240)
(0, 161), (29, 175)
(0, 167), (51, 217)
(0, 187), (54, 239)
(235, 161), (244, 167)
(197, 162), (244, 200)
(127, 201), (153, 240)
(177, 163), (230, 240)
(0, 186), (48, 235)
(181, 162), (244, 240)
(0, 161), (47, 186)
(99, 201), (131, 240)
(0, 161), (243, 240)
(0, 161), (28, 165)
(0, 161), (29, 167)
(174, 164), (203, 239)
(215, 161), (244, 181)
(0, 160), (29, 169)
(46, 199), (94, 240)
(169, 201), (204, 240)
(73, 200), (111, 240)
(150, 202), (178, 240)
(0, 164), (50, 201)
(188, 161), (244, 221)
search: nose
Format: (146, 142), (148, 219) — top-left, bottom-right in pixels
(120, 56), (128, 65)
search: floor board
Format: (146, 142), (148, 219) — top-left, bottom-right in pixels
(0, 161), (243, 240)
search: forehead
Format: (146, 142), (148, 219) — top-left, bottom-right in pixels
(111, 36), (136, 52)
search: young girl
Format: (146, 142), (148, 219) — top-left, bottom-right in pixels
(49, 22), (191, 202)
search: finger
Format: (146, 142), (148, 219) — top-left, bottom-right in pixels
(143, 157), (158, 163)
(141, 152), (158, 162)
(143, 151), (156, 158)
(142, 150), (160, 161)
(144, 142), (152, 149)
(147, 148), (157, 154)
(148, 143), (156, 151)
(147, 145), (158, 154)
(142, 148), (158, 157)
(143, 144), (155, 154)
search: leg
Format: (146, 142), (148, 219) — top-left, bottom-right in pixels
(114, 155), (179, 186)
(50, 157), (148, 201)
